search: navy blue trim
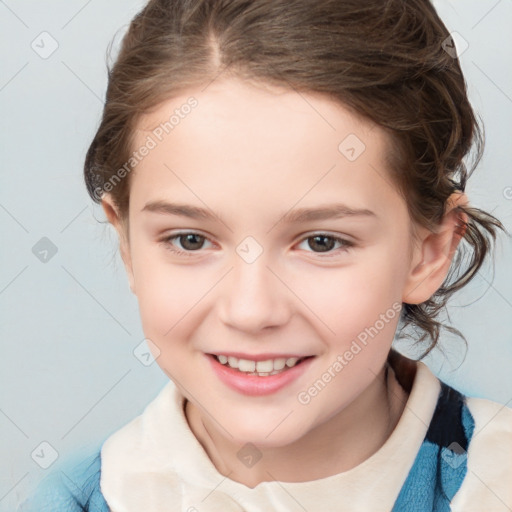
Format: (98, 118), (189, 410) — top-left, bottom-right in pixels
(425, 382), (469, 450)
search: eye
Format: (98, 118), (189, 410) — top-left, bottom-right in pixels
(296, 233), (354, 256)
(160, 232), (214, 256)
(159, 231), (354, 258)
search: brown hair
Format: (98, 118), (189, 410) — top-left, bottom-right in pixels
(84, 0), (506, 358)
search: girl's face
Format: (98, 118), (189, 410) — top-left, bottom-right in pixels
(106, 77), (433, 447)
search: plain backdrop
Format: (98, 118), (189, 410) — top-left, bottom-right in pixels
(1, 0), (511, 509)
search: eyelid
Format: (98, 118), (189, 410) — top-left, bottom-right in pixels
(296, 230), (355, 244)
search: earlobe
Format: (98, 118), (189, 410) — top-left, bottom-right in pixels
(101, 195), (136, 294)
(101, 194), (121, 230)
(402, 192), (468, 305)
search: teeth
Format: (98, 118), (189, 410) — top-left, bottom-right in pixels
(255, 360), (273, 373)
(216, 354), (304, 375)
(238, 359), (256, 372)
(273, 358), (286, 370)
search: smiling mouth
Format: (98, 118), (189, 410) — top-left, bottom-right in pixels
(210, 354), (314, 377)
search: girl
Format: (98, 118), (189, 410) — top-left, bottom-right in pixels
(21, 0), (512, 510)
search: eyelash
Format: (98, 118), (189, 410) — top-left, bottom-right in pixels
(159, 231), (355, 258)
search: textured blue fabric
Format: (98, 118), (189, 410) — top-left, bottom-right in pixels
(392, 383), (475, 512)
(19, 382), (475, 511)
(17, 449), (109, 512)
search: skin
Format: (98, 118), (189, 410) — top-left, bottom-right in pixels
(102, 76), (468, 487)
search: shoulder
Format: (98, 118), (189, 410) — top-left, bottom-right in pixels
(392, 360), (512, 512)
(18, 448), (109, 512)
(451, 395), (512, 511)
(424, 376), (512, 511)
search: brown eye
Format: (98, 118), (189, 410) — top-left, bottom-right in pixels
(297, 233), (354, 256)
(160, 232), (213, 256)
(177, 233), (206, 251)
(308, 235), (336, 253)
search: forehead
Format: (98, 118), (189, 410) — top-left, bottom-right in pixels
(129, 77), (403, 224)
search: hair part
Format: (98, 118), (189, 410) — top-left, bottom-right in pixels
(84, 0), (507, 358)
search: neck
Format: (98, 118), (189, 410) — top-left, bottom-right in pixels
(185, 360), (409, 487)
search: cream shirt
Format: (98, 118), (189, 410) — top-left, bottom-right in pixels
(100, 361), (512, 511)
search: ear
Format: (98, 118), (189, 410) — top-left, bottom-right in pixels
(101, 194), (136, 294)
(402, 192), (468, 304)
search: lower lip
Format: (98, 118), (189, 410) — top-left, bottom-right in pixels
(207, 354), (315, 396)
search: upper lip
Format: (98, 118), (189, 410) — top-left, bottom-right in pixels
(208, 352), (314, 361)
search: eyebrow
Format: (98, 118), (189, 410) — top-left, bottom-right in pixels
(141, 200), (377, 224)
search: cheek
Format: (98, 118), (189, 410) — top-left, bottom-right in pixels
(293, 254), (404, 338)
(130, 247), (202, 337)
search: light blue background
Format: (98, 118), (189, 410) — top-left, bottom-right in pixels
(1, 0), (511, 509)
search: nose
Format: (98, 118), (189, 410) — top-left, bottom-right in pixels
(218, 253), (292, 333)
